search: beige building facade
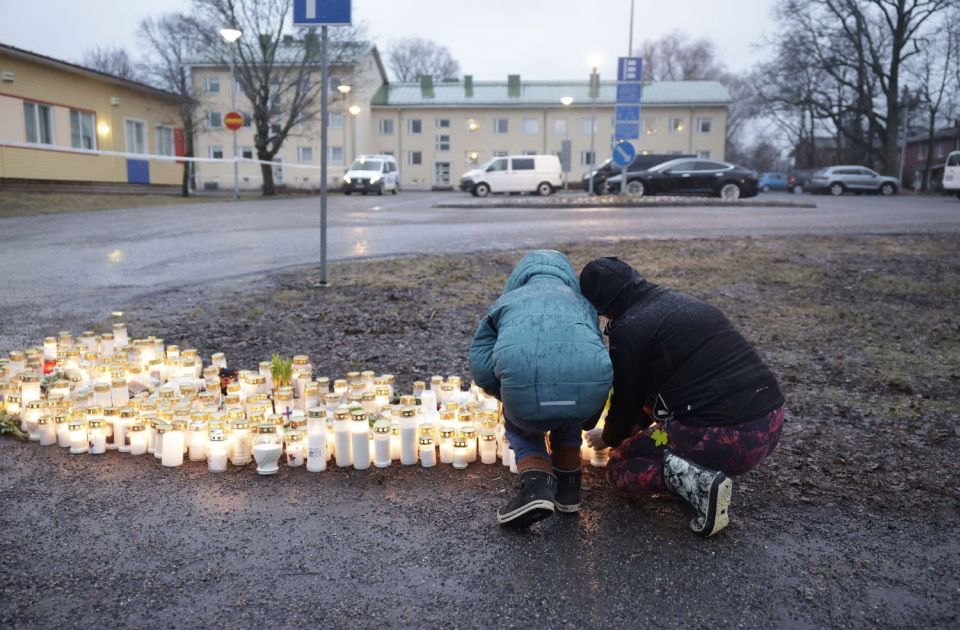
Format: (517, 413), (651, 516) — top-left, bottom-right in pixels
(0, 43), (182, 186)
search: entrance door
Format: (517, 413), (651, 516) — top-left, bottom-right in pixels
(434, 161), (451, 188)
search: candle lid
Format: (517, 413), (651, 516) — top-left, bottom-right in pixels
(351, 410), (368, 422)
(83, 406), (104, 416)
(430, 375), (443, 384)
(266, 413), (284, 426)
(453, 438), (467, 448)
(67, 420), (84, 431)
(119, 408), (137, 419)
(292, 355), (310, 365)
(399, 395), (416, 406)
(440, 429), (455, 439)
(171, 419), (188, 431)
(231, 418), (250, 430)
(55, 412), (70, 424)
(88, 419), (104, 429)
(361, 392), (375, 401)
(346, 371), (360, 380)
(400, 407), (416, 418)
(255, 423), (277, 434)
(208, 429), (225, 441)
(333, 379), (348, 389)
(461, 427), (477, 438)
(307, 407), (327, 419)
(412, 380), (426, 390)
(303, 382), (320, 395)
(374, 386), (391, 397)
(480, 430), (497, 441)
(19, 373), (40, 383)
(128, 422), (145, 432)
(285, 430), (303, 441)
(25, 400), (45, 410)
(9, 351), (24, 361)
(373, 419), (390, 434)
(37, 415), (52, 425)
(419, 436), (434, 446)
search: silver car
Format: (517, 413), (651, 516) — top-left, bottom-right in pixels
(807, 166), (899, 196)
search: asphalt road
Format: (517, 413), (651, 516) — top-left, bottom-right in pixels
(1, 190), (958, 350)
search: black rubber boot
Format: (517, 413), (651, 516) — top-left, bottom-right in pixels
(662, 449), (732, 537)
(497, 470), (557, 528)
(553, 468), (582, 513)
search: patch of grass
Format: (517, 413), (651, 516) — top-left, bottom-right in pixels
(0, 190), (268, 218)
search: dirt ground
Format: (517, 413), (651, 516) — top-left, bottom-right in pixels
(1, 234), (958, 627)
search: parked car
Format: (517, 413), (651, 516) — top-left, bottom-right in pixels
(342, 155), (400, 195)
(582, 154), (694, 194)
(758, 172), (788, 192)
(806, 165), (899, 196)
(459, 155), (563, 197)
(604, 158), (759, 199)
(786, 170), (816, 194)
(944, 151), (960, 200)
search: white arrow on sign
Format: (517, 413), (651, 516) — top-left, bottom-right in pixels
(306, 1), (316, 19)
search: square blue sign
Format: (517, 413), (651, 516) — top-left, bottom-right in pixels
(616, 83), (643, 103)
(616, 105), (641, 122)
(614, 122), (641, 140)
(618, 57), (644, 82)
(293, 0), (352, 26)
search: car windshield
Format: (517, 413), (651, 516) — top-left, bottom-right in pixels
(649, 159), (686, 173)
(349, 159), (383, 171)
(947, 153), (960, 167)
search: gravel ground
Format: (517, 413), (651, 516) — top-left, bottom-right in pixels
(2, 234), (959, 628)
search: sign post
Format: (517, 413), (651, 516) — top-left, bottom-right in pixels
(614, 57), (643, 195)
(224, 111), (243, 199)
(294, 0), (352, 285)
(612, 140), (637, 194)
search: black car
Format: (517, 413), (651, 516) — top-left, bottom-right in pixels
(787, 169), (816, 194)
(582, 154), (694, 194)
(604, 158), (759, 199)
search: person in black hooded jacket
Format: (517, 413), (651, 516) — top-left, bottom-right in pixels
(579, 257), (785, 537)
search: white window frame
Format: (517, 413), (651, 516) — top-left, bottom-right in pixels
(580, 117), (597, 135)
(493, 118), (509, 134)
(297, 146), (314, 163)
(24, 101), (54, 145)
(552, 118), (567, 135)
(669, 118), (685, 135)
(935, 145), (945, 159)
(124, 118), (147, 154)
(378, 118), (395, 135)
(697, 150), (712, 159)
(493, 150), (508, 157)
(207, 111), (222, 129)
(436, 134), (451, 151)
(204, 76), (221, 94)
(240, 146), (254, 160)
(580, 150), (595, 165)
(522, 118), (539, 135)
(328, 112), (343, 130)
(644, 117), (658, 135)
(407, 151), (422, 166)
(436, 118), (451, 129)
(70, 109), (96, 150)
(408, 118), (422, 134)
(155, 125), (175, 156)
(522, 150), (537, 156)
(330, 146), (344, 163)
(697, 117), (713, 134)
(208, 146), (224, 159)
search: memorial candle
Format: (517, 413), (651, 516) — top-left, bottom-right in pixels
(333, 407), (352, 467)
(399, 407), (418, 465)
(285, 430), (306, 467)
(5, 392), (20, 419)
(110, 378), (128, 408)
(306, 407), (328, 473)
(389, 424), (401, 461)
(373, 386), (391, 414)
(301, 382), (320, 415)
(252, 423), (282, 475)
(37, 415), (57, 446)
(99, 333), (114, 357)
(128, 422), (147, 455)
(188, 418), (208, 461)
(88, 419), (107, 455)
(23, 400), (44, 440)
(360, 392), (377, 416)
(19, 373), (40, 405)
(590, 447), (610, 468)
(439, 429), (455, 464)
(229, 418), (252, 466)
(43, 337), (58, 361)
(461, 426), (478, 463)
(479, 430), (498, 464)
(207, 430), (227, 472)
(419, 436), (437, 468)
(412, 380), (426, 398)
(112, 323), (128, 348)
(116, 407), (136, 452)
(68, 420), (88, 454)
(452, 438), (469, 470)
(351, 410), (371, 470)
(373, 419), (391, 468)
(93, 383), (111, 408)
(161, 420), (186, 467)
(55, 412), (71, 447)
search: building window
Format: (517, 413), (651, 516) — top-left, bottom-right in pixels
(465, 151), (480, 165)
(408, 119), (422, 134)
(330, 146), (344, 163)
(204, 76), (220, 93)
(522, 118), (539, 134)
(669, 118), (685, 134)
(918, 145), (927, 160)
(669, 150), (683, 155)
(436, 134), (450, 151)
(328, 112), (343, 129)
(23, 101), (53, 145)
(581, 150), (595, 165)
(935, 145), (945, 159)
(697, 150), (712, 159)
(493, 150), (508, 157)
(270, 123), (282, 134)
(207, 111), (222, 129)
(644, 118), (657, 135)
(241, 147), (254, 159)
(697, 117), (713, 134)
(408, 151), (422, 165)
(552, 118), (567, 135)
(580, 117), (597, 134)
(242, 112), (252, 127)
(436, 118), (450, 129)
(494, 118), (509, 134)
(523, 150), (537, 155)
(124, 119), (146, 154)
(298, 146), (314, 163)
(382, 150), (395, 156)
(208, 146), (224, 159)
(70, 110), (95, 150)
(156, 125), (175, 156)
(378, 119), (394, 135)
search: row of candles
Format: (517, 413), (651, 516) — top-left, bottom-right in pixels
(0, 325), (611, 475)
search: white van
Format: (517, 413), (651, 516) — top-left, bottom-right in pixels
(459, 155), (563, 197)
(944, 151), (960, 200)
(342, 154), (399, 195)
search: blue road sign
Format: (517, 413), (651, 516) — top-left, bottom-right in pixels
(293, 0), (352, 26)
(614, 122), (641, 140)
(616, 105), (641, 122)
(612, 141), (637, 167)
(616, 83), (643, 103)
(617, 57), (644, 82)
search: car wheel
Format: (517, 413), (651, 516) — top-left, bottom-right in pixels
(536, 182), (554, 196)
(344, 190), (352, 195)
(626, 180), (645, 196)
(792, 184), (804, 194)
(879, 182), (896, 196)
(392, 186), (398, 195)
(829, 182), (845, 196)
(377, 184), (384, 195)
(474, 182), (490, 198)
(720, 183), (741, 200)
(762, 185), (770, 192)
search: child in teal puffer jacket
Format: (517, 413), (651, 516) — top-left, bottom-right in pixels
(470, 250), (612, 528)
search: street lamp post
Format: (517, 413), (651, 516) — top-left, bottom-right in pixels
(348, 105), (361, 160)
(587, 55), (603, 196)
(560, 96), (573, 190)
(337, 84), (351, 169)
(219, 27), (242, 199)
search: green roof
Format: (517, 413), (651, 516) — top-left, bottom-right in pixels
(371, 80), (731, 108)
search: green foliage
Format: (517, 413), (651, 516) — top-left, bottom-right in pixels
(270, 354), (293, 388)
(651, 428), (669, 448)
(0, 410), (28, 442)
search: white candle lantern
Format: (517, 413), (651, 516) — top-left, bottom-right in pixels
(419, 436), (437, 468)
(302, 382), (320, 415)
(258, 362), (273, 391)
(360, 391), (377, 416)
(306, 407), (328, 473)
(351, 410), (371, 470)
(207, 430), (228, 472)
(92, 382), (111, 408)
(68, 420), (88, 454)
(229, 418), (253, 466)
(399, 407), (418, 465)
(51, 379), (72, 401)
(461, 426), (478, 463)
(438, 383), (455, 406)
(161, 420), (186, 467)
(439, 429), (455, 464)
(333, 407), (353, 467)
(112, 323), (129, 348)
(479, 430), (498, 464)
(373, 386), (391, 413)
(99, 333), (115, 357)
(55, 412), (72, 447)
(591, 447), (610, 468)
(411, 380), (425, 398)
(373, 419), (391, 468)
(128, 422), (148, 455)
(88, 419), (107, 455)
(5, 392), (21, 419)
(23, 400), (45, 440)
(188, 418), (208, 461)
(453, 438), (469, 470)
(252, 423), (283, 475)
(285, 430), (306, 467)
(508, 447), (518, 473)
(389, 424), (401, 461)
(37, 415), (57, 445)
(315, 376), (330, 393)
(116, 407), (136, 452)
(110, 378), (129, 408)
(211, 352), (227, 369)
(19, 373), (41, 406)
(43, 337), (58, 361)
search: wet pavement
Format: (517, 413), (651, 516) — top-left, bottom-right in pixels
(1, 191), (959, 350)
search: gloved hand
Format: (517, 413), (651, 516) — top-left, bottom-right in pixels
(585, 427), (607, 450)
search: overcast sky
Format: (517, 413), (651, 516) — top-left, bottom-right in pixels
(0, 0), (779, 80)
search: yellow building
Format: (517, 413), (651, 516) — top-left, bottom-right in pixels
(0, 43), (182, 187)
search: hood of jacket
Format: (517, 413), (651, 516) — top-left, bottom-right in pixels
(579, 257), (658, 319)
(503, 250), (580, 294)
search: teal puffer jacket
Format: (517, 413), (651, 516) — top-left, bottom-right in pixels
(469, 250), (613, 423)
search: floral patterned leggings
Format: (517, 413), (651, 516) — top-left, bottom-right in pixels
(606, 405), (785, 494)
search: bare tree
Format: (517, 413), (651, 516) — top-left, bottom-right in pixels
(191, 0), (367, 195)
(386, 37), (460, 81)
(139, 13), (204, 197)
(81, 46), (140, 81)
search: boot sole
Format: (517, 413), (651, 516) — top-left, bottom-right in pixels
(497, 499), (555, 527)
(554, 501), (581, 513)
(698, 475), (732, 537)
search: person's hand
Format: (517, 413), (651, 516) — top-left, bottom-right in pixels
(585, 427), (607, 450)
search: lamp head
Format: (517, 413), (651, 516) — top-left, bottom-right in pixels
(219, 28), (242, 43)
(560, 96), (574, 106)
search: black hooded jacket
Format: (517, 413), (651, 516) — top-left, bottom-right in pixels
(580, 257), (784, 448)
